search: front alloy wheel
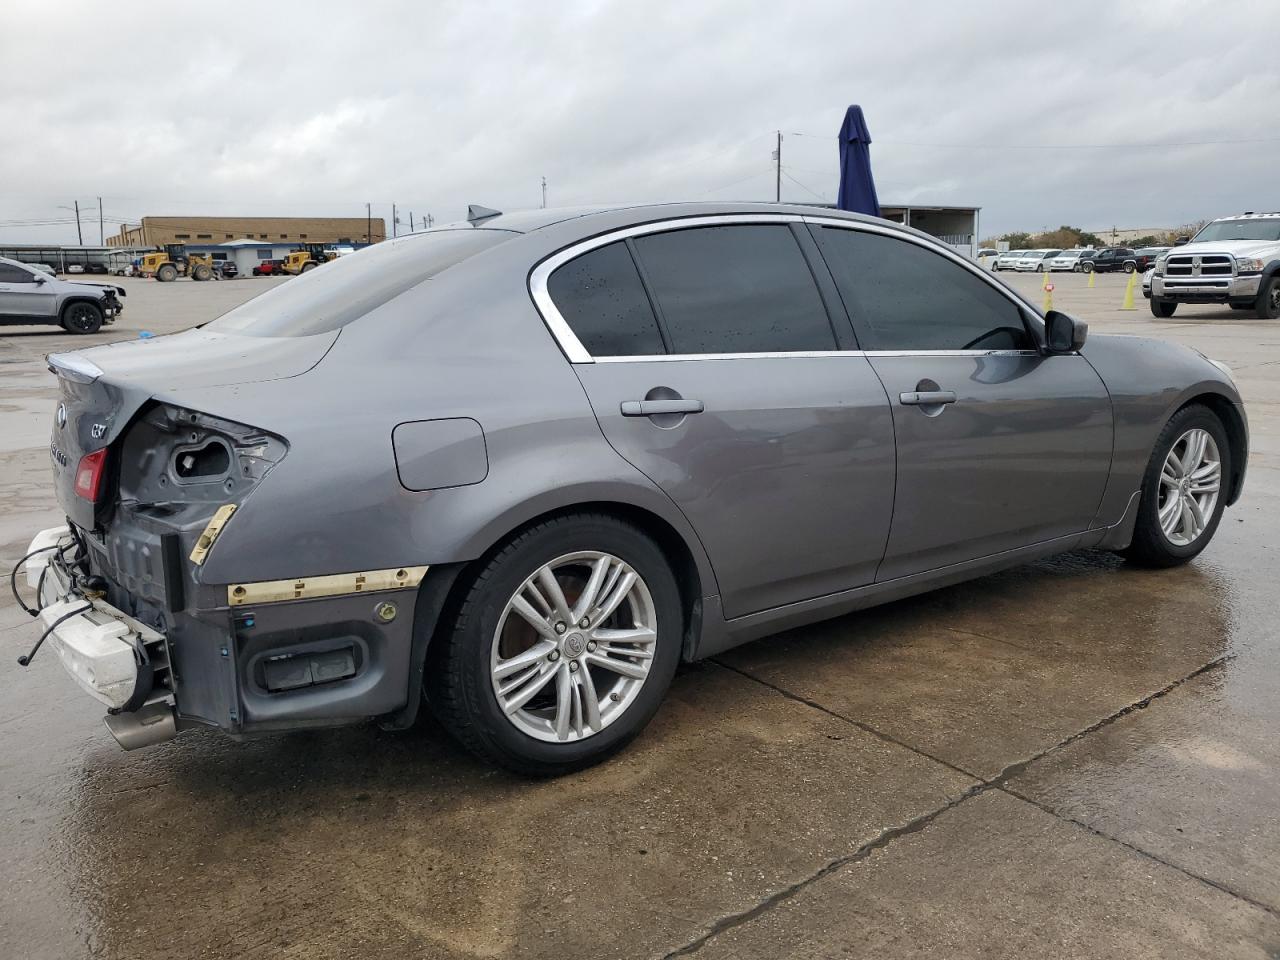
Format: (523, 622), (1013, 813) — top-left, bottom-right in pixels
(491, 551), (657, 743)
(1156, 428), (1221, 546)
(1124, 405), (1230, 567)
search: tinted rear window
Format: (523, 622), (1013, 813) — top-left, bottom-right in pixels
(207, 230), (511, 337)
(632, 224), (836, 354)
(547, 241), (665, 356)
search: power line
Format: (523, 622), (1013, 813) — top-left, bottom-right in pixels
(781, 170), (826, 202)
(788, 130), (1280, 150)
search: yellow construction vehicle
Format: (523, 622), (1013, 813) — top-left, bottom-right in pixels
(281, 243), (338, 275)
(138, 244), (215, 282)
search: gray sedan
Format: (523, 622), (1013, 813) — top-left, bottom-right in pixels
(0, 255), (125, 333)
(17, 203), (1247, 775)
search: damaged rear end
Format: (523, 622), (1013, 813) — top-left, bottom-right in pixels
(25, 329), (357, 748)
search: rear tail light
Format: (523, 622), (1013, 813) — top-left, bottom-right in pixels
(74, 448), (108, 501)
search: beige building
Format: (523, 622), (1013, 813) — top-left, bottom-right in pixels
(108, 216), (387, 248)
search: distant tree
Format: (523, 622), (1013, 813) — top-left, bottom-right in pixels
(1127, 235), (1161, 248)
(1077, 230), (1105, 247)
(999, 231), (1034, 248)
(1161, 222), (1207, 244)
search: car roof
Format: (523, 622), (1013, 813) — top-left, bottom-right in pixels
(437, 201), (906, 237)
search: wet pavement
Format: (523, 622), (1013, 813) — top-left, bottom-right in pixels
(1, 272), (1277, 959)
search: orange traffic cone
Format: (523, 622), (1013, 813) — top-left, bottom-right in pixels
(1120, 270), (1138, 311)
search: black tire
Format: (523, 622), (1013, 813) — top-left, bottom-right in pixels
(301, 261), (318, 272)
(428, 513), (683, 776)
(1256, 276), (1280, 320)
(1123, 404), (1230, 568)
(61, 301), (103, 334)
(156, 263), (178, 282)
(1150, 298), (1177, 318)
(1082, 261), (1094, 273)
(1123, 262), (1136, 273)
(191, 264), (212, 281)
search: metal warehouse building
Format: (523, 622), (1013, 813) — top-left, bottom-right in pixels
(107, 216), (387, 248)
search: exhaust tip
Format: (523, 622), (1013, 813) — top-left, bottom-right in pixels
(104, 701), (177, 751)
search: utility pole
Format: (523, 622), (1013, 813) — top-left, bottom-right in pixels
(97, 196), (104, 245)
(409, 211), (415, 232)
(392, 203), (398, 238)
(366, 202), (372, 244)
(773, 131), (782, 203)
(426, 213), (434, 228)
(541, 176), (547, 209)
(73, 200), (83, 245)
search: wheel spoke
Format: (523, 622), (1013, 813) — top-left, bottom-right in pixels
(1190, 460), (1220, 482)
(1160, 463), (1179, 488)
(1165, 450), (1185, 478)
(1189, 477), (1220, 495)
(593, 626), (657, 648)
(492, 639), (556, 681)
(536, 566), (575, 624)
(586, 649), (649, 680)
(576, 665), (602, 734)
(1185, 494), (1206, 535)
(553, 664), (573, 740)
(500, 660), (559, 714)
(1159, 493), (1182, 536)
(1184, 431), (1206, 474)
(510, 596), (558, 641)
(590, 570), (637, 626)
(571, 556), (611, 622)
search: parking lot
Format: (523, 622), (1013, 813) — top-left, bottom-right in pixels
(2, 270), (1278, 959)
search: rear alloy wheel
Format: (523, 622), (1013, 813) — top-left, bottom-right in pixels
(1124, 406), (1229, 567)
(430, 514), (682, 775)
(1256, 276), (1280, 320)
(1082, 261), (1094, 273)
(61, 301), (103, 334)
(1150, 298), (1177, 318)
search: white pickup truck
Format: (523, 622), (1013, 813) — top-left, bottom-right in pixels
(1149, 212), (1280, 319)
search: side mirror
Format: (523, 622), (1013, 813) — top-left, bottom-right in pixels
(33, 274), (47, 284)
(1173, 236), (1191, 247)
(1045, 310), (1087, 353)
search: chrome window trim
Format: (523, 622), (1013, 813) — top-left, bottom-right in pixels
(528, 212), (1046, 364)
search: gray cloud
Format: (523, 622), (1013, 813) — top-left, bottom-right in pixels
(2, 0), (1277, 243)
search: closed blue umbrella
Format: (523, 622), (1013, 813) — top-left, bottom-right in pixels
(836, 105), (880, 216)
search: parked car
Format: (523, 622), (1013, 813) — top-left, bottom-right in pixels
(1143, 268), (1154, 299)
(0, 255), (125, 333)
(1150, 212), (1280, 318)
(66, 264), (84, 274)
(991, 249), (1026, 271)
(30, 263), (57, 276)
(252, 259), (282, 277)
(17, 203), (1247, 774)
(1014, 249), (1062, 272)
(975, 247), (999, 265)
(215, 260), (239, 279)
(1079, 247), (1135, 273)
(1046, 249), (1093, 272)
(1125, 247), (1169, 273)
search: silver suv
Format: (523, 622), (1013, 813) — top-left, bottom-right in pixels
(0, 256), (125, 334)
(1150, 213), (1280, 319)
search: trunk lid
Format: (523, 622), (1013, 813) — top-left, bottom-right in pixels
(48, 328), (335, 530)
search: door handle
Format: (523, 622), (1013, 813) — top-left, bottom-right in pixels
(620, 399), (705, 417)
(899, 390), (957, 406)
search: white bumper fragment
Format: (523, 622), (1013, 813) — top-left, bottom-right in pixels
(25, 525), (162, 710)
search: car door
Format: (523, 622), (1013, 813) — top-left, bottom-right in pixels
(809, 221), (1113, 582)
(533, 217), (897, 619)
(0, 262), (57, 318)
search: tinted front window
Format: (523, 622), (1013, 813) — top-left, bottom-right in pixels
(632, 225), (836, 354)
(0, 262), (35, 283)
(207, 229), (511, 337)
(548, 241), (665, 357)
(816, 227), (1032, 352)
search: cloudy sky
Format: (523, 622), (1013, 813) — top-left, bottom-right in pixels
(2, 1), (1277, 244)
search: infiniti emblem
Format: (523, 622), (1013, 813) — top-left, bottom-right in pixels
(55, 403), (67, 429)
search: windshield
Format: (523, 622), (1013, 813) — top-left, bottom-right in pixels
(207, 229), (513, 337)
(1192, 218), (1280, 243)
